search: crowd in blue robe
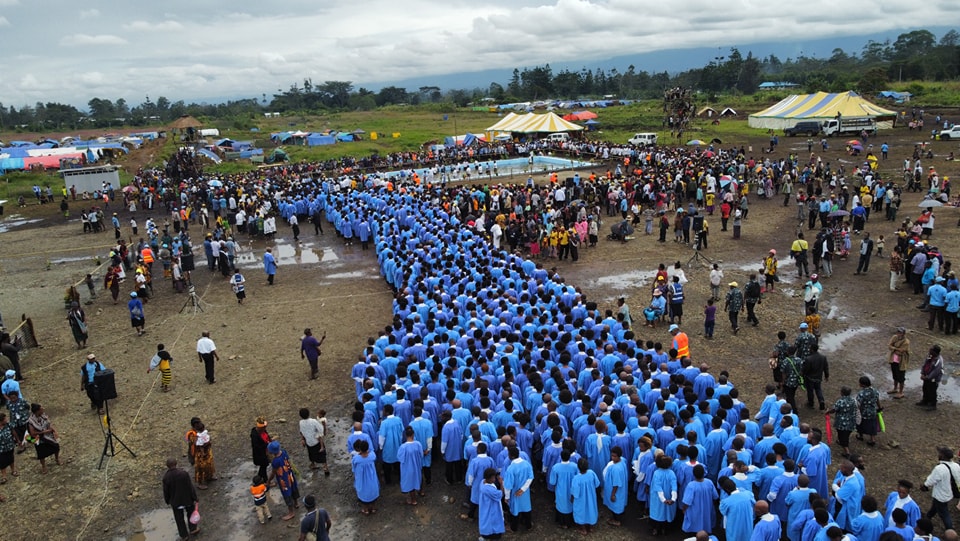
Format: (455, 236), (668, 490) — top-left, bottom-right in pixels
(314, 179), (919, 540)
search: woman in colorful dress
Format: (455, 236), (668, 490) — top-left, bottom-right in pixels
(188, 418), (216, 489)
(0, 412), (19, 484)
(855, 376), (882, 446)
(27, 403), (60, 474)
(826, 386), (858, 458)
(267, 441), (300, 521)
(66, 301), (88, 349)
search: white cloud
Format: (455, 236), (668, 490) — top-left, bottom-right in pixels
(79, 9), (99, 20)
(0, 16), (9, 27)
(60, 34), (128, 46)
(0, 0), (19, 6)
(123, 20), (184, 32)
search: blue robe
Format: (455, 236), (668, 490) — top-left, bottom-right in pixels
(379, 415), (404, 463)
(351, 452), (380, 503)
(503, 459), (534, 515)
(571, 470), (600, 526)
(584, 433), (611, 484)
(549, 460), (578, 514)
(466, 454), (495, 505)
(851, 511), (885, 541)
(882, 492), (921, 528)
(768, 472), (799, 522)
(802, 444), (830, 499)
(410, 417), (434, 467)
(649, 467), (678, 522)
(834, 474), (864, 531)
(786, 487), (817, 541)
(396, 440), (423, 493)
(479, 482), (505, 536)
(751, 514), (782, 541)
(682, 478), (718, 533)
(720, 489), (756, 541)
(602, 459), (628, 514)
(441, 420), (463, 462)
(262, 251), (276, 275)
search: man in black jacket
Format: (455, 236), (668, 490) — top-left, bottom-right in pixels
(163, 457), (199, 540)
(803, 344), (830, 410)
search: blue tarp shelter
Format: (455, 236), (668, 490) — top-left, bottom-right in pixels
(307, 134), (335, 146)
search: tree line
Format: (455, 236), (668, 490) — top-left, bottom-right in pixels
(0, 29), (956, 134)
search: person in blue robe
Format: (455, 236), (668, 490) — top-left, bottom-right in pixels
(478, 467), (505, 539)
(378, 404), (404, 484)
(570, 457), (601, 534)
(719, 476), (756, 541)
(831, 461), (864, 531)
(440, 412), (464, 484)
(800, 432), (831, 501)
(584, 420), (612, 484)
(649, 454), (678, 536)
(602, 446), (629, 526)
(768, 461), (800, 523)
(465, 443), (495, 520)
(548, 450), (577, 528)
(350, 439), (379, 515)
(851, 495), (885, 541)
(752, 501), (783, 541)
(397, 427), (424, 505)
(785, 475), (818, 541)
(502, 446), (534, 532)
(681, 464), (719, 534)
(410, 409), (434, 483)
(882, 480), (922, 529)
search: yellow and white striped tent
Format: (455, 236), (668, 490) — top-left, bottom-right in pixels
(748, 91), (896, 130)
(485, 112), (584, 134)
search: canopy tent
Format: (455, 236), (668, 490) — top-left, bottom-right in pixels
(562, 111), (597, 121)
(877, 90), (912, 103)
(306, 134), (335, 146)
(167, 115), (202, 131)
(444, 133), (486, 146)
(719, 107), (738, 117)
(748, 91), (896, 130)
(697, 106), (717, 118)
(485, 112), (584, 134)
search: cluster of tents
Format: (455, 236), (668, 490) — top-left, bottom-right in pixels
(270, 129), (365, 147)
(748, 91), (897, 130)
(0, 135), (144, 173)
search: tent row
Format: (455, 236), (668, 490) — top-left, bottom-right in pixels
(485, 112), (584, 134)
(748, 91), (896, 130)
(270, 130), (364, 146)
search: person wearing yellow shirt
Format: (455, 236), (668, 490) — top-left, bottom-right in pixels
(557, 228), (571, 260)
(790, 233), (810, 277)
(763, 250), (779, 292)
(548, 229), (560, 258)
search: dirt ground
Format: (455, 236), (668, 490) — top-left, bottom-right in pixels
(2, 128), (960, 541)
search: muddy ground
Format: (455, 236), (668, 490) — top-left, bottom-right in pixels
(2, 129), (960, 541)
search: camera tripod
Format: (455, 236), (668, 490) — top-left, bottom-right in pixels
(686, 233), (714, 269)
(179, 284), (207, 314)
(98, 399), (136, 470)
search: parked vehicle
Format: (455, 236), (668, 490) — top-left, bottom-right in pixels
(783, 121), (823, 137)
(628, 133), (658, 146)
(546, 132), (570, 143)
(822, 117), (877, 137)
(938, 126), (960, 140)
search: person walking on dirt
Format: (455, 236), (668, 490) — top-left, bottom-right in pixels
(724, 282), (744, 335)
(791, 233), (810, 278)
(917, 345), (944, 411)
(921, 446), (960, 530)
(744, 274), (763, 327)
(802, 343), (829, 410)
(300, 329), (326, 380)
(887, 327), (910, 399)
(162, 457), (200, 539)
(263, 248), (277, 285)
(196, 331), (219, 385)
(762, 250), (779, 292)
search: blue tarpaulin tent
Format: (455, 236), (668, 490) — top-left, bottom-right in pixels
(307, 134), (335, 146)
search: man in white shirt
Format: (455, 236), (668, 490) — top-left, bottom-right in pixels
(922, 446), (960, 530)
(299, 407), (327, 473)
(196, 331), (219, 384)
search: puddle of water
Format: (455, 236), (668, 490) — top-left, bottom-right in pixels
(818, 326), (878, 353)
(0, 216), (42, 233)
(51, 255), (97, 264)
(325, 270), (376, 280)
(122, 508), (181, 541)
(590, 269), (658, 291)
(904, 368), (960, 403)
(236, 241), (345, 268)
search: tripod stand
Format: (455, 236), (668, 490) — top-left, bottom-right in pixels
(98, 399), (136, 469)
(179, 284), (207, 314)
(686, 232), (714, 269)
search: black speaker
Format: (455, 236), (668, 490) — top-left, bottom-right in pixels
(692, 215), (704, 231)
(94, 369), (118, 401)
(180, 253), (195, 272)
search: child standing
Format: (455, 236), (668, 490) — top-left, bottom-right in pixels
(147, 343), (173, 392)
(84, 273), (96, 300)
(704, 299), (716, 339)
(250, 475), (273, 524)
(876, 234), (885, 257)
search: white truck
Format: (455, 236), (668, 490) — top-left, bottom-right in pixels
(628, 133), (658, 146)
(938, 126), (960, 140)
(822, 117), (877, 137)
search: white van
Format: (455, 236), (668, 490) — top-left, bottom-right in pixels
(628, 133), (658, 146)
(546, 133), (570, 143)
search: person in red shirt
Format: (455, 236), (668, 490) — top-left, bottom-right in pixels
(720, 201), (732, 231)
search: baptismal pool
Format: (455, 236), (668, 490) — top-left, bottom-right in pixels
(382, 155), (596, 180)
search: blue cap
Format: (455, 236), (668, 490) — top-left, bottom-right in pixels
(267, 441), (281, 454)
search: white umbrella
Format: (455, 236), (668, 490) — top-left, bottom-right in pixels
(207, 179), (223, 188)
(918, 199), (943, 208)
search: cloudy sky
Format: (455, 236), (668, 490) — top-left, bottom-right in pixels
(1, 0), (957, 108)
